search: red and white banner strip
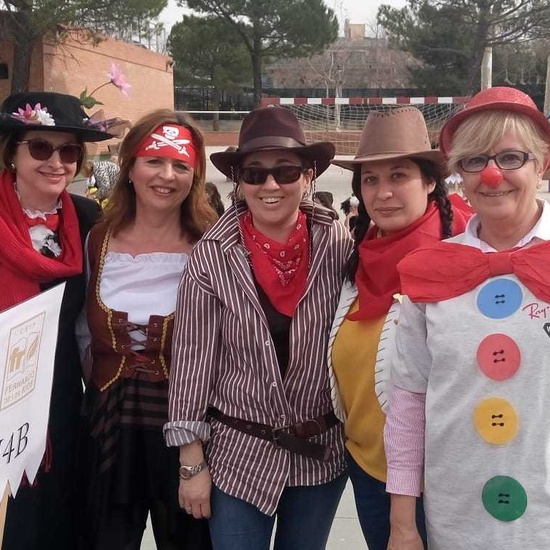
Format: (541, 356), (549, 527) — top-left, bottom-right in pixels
(261, 96), (469, 106)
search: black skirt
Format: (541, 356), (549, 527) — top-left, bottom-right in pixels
(79, 378), (212, 550)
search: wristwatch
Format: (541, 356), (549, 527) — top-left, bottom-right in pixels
(179, 460), (207, 480)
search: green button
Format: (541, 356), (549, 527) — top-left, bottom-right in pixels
(482, 476), (527, 522)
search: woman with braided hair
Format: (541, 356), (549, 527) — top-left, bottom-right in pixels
(327, 106), (472, 550)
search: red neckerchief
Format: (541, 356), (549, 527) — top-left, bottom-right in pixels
(398, 239), (550, 303)
(240, 210), (310, 316)
(349, 194), (472, 320)
(24, 212), (60, 232)
(0, 170), (83, 311)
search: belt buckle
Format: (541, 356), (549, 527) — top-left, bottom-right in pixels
(272, 424), (290, 445)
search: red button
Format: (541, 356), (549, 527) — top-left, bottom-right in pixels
(477, 334), (521, 381)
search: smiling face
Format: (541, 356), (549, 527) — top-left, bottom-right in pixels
(459, 132), (543, 226)
(238, 150), (312, 242)
(129, 156), (194, 215)
(360, 158), (435, 235)
(12, 130), (80, 210)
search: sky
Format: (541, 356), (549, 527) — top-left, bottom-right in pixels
(159, 0), (409, 32)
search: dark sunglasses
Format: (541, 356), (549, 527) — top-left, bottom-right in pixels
(239, 165), (306, 185)
(18, 138), (84, 164)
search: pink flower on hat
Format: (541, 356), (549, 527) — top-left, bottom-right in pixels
(12, 103), (55, 126)
(107, 63), (131, 97)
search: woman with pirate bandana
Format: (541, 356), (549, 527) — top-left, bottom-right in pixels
(80, 109), (217, 549)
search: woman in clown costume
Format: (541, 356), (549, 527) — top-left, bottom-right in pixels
(385, 86), (550, 549)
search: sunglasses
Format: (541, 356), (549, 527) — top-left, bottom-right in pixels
(239, 165), (306, 185)
(458, 150), (536, 173)
(18, 138), (84, 164)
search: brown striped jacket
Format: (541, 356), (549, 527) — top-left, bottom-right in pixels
(165, 201), (352, 515)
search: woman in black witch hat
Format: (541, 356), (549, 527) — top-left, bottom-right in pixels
(0, 91), (112, 550)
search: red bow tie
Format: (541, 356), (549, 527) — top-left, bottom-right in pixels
(398, 240), (550, 303)
(23, 212), (60, 232)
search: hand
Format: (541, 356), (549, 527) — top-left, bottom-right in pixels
(179, 468), (212, 519)
(387, 526), (424, 550)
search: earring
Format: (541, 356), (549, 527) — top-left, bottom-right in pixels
(9, 163), (16, 172)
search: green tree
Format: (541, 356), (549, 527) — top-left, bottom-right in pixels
(181, 0), (339, 106)
(0, 0), (167, 93)
(377, 0), (550, 95)
(168, 15), (251, 130)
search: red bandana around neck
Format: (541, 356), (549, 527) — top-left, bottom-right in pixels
(398, 239), (550, 304)
(240, 210), (310, 317)
(0, 171), (83, 311)
(349, 194), (473, 321)
(135, 124), (197, 169)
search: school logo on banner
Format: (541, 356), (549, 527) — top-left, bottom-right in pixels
(1, 312), (45, 410)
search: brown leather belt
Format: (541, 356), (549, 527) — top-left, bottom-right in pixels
(208, 407), (340, 462)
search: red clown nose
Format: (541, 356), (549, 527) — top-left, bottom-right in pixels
(480, 166), (503, 188)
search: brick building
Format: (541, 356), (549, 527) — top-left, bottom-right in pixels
(0, 28), (174, 153)
(264, 22), (417, 97)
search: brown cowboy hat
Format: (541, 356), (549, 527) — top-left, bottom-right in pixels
(331, 106), (444, 171)
(439, 86), (550, 158)
(210, 106), (335, 179)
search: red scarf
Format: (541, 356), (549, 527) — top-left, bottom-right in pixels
(240, 210), (310, 316)
(0, 171), (83, 311)
(349, 194), (472, 320)
(398, 239), (550, 303)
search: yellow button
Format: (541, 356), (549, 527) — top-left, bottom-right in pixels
(473, 397), (518, 445)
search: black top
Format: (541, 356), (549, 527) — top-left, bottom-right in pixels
(3, 193), (101, 550)
(253, 278), (292, 379)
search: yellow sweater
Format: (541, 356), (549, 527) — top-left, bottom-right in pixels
(332, 299), (387, 482)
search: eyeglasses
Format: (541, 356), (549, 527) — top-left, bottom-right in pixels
(458, 150), (536, 173)
(18, 139), (84, 164)
(239, 165), (306, 185)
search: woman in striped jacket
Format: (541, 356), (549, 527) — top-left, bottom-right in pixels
(165, 106), (352, 549)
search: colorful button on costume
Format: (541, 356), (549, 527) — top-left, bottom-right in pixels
(392, 233), (550, 548)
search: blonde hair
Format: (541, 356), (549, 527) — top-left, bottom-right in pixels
(102, 109), (217, 241)
(447, 110), (550, 173)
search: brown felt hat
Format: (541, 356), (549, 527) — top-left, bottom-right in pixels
(331, 106), (444, 171)
(210, 106), (335, 179)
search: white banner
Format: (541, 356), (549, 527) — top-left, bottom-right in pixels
(0, 284), (65, 497)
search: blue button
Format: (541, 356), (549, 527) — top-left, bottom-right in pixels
(477, 279), (523, 319)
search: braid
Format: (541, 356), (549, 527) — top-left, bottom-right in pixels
(344, 168), (370, 283)
(413, 158), (454, 239)
(430, 181), (453, 239)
